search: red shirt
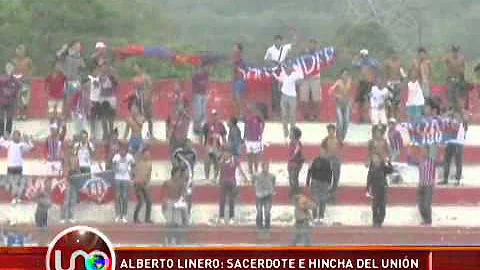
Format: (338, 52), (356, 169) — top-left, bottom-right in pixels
(192, 71), (209, 95)
(245, 114), (264, 141)
(171, 113), (191, 141)
(220, 157), (239, 185)
(288, 139), (303, 169)
(45, 72), (66, 99)
(204, 121), (227, 148)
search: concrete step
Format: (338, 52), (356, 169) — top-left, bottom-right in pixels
(12, 120), (480, 146)
(18, 224), (480, 246)
(4, 160), (479, 187)
(2, 203), (479, 228)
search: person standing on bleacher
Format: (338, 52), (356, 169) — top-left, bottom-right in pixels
(0, 131), (33, 205)
(306, 152), (332, 224)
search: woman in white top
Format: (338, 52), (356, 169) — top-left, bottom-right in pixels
(406, 71), (425, 121)
(112, 144), (135, 223)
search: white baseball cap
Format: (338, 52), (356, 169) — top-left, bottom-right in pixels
(360, 49), (369, 56)
(95, 42), (107, 49)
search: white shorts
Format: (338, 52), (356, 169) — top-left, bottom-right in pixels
(47, 161), (63, 176)
(245, 141), (263, 154)
(370, 107), (387, 125)
(47, 99), (64, 115)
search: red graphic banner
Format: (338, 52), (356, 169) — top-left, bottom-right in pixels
(2, 247), (480, 269)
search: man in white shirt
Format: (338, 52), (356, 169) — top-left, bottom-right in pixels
(0, 131), (33, 204)
(369, 82), (390, 126)
(272, 65), (304, 140)
(264, 35), (294, 113)
(112, 144), (135, 223)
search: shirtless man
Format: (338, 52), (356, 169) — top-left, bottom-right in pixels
(384, 50), (406, 119)
(412, 47), (433, 99)
(320, 124), (342, 203)
(132, 62), (154, 138)
(328, 69), (353, 142)
(124, 99), (145, 154)
(443, 46), (466, 111)
(12, 45), (33, 120)
(352, 49), (378, 123)
(367, 125), (390, 165)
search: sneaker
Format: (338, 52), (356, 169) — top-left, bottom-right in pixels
(60, 219), (66, 224)
(121, 217), (128, 223)
(10, 198), (16, 205)
(145, 219), (154, 224)
(114, 217), (121, 223)
(68, 219), (76, 223)
(217, 218), (225, 225)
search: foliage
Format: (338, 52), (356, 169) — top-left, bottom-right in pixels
(0, 0), (479, 82)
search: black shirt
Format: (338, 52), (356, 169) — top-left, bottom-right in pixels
(306, 156), (332, 186)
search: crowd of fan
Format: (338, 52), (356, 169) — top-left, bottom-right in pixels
(0, 36), (475, 246)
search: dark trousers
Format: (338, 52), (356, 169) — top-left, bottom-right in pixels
(311, 181), (330, 220)
(292, 220), (312, 246)
(0, 106), (13, 137)
(443, 143), (463, 183)
(219, 183), (236, 219)
(133, 183), (152, 222)
(35, 209), (48, 228)
(7, 167), (24, 201)
(272, 80), (281, 112)
(372, 188), (387, 227)
(288, 166), (301, 197)
(417, 185), (433, 225)
(256, 195), (272, 228)
(328, 156), (341, 202)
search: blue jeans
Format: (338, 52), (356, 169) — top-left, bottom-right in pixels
(256, 195), (272, 228)
(115, 180), (130, 218)
(61, 183), (79, 220)
(129, 135), (144, 153)
(193, 94), (208, 133)
(447, 77), (465, 110)
(233, 79), (245, 98)
(336, 102), (351, 142)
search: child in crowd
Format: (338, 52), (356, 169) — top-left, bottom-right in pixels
(292, 193), (316, 246)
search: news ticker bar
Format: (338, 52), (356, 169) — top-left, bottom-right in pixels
(0, 247), (479, 269)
